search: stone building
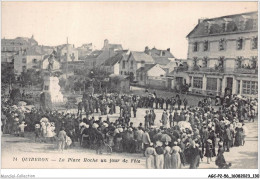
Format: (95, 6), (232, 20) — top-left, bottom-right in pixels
(14, 48), (43, 75)
(183, 11), (258, 97)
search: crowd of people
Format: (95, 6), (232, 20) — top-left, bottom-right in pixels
(1, 90), (257, 169)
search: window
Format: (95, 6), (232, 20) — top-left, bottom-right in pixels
(22, 58), (27, 63)
(242, 81), (258, 95)
(193, 77), (203, 89)
(236, 57), (243, 68)
(162, 51), (165, 56)
(122, 61), (126, 69)
(203, 41), (209, 51)
(44, 85), (49, 90)
(22, 66), (26, 72)
(33, 59), (38, 63)
(219, 39), (225, 51)
(140, 73), (143, 81)
(130, 61), (133, 69)
(203, 57), (208, 67)
(252, 37), (258, 49)
(237, 38), (243, 50)
(193, 42), (198, 52)
(206, 78), (217, 91)
(237, 80), (241, 94)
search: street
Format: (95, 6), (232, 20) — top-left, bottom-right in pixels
(1, 101), (258, 169)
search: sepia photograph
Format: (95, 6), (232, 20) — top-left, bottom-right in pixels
(0, 1), (259, 176)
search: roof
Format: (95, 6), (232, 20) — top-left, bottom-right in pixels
(130, 51), (154, 63)
(24, 48), (42, 56)
(187, 11), (258, 38)
(149, 48), (174, 58)
(102, 53), (123, 66)
(153, 57), (171, 66)
(109, 74), (129, 80)
(136, 64), (157, 73)
(85, 50), (103, 59)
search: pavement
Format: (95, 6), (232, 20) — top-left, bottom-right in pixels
(1, 87), (258, 169)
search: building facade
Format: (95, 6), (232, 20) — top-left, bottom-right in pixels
(136, 64), (166, 87)
(57, 44), (79, 62)
(14, 49), (43, 75)
(185, 11), (258, 97)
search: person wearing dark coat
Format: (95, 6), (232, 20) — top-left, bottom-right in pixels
(189, 143), (201, 169)
(215, 142), (231, 169)
(208, 128), (217, 156)
(183, 98), (188, 110)
(132, 102), (137, 118)
(200, 124), (209, 155)
(223, 124), (232, 152)
(177, 98), (182, 110)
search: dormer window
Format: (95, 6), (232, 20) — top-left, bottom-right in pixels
(252, 36), (258, 49)
(193, 42), (198, 52)
(162, 51), (165, 56)
(203, 41), (209, 51)
(237, 38), (243, 50)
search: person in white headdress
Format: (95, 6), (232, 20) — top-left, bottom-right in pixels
(145, 143), (157, 169)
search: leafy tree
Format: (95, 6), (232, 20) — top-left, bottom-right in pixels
(10, 88), (21, 105)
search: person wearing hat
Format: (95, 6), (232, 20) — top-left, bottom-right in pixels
(223, 124), (232, 152)
(234, 123), (243, 147)
(205, 139), (213, 164)
(34, 124), (41, 142)
(155, 141), (164, 169)
(57, 127), (67, 151)
(201, 123), (209, 156)
(136, 126), (144, 153)
(164, 142), (172, 169)
(145, 142), (157, 169)
(215, 142), (232, 169)
(171, 147), (181, 169)
(142, 129), (151, 156)
(144, 110), (150, 130)
(18, 121), (27, 137)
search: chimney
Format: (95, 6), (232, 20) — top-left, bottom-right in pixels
(104, 39), (109, 49)
(198, 18), (206, 24)
(167, 48), (170, 52)
(160, 51), (162, 56)
(144, 46), (149, 54)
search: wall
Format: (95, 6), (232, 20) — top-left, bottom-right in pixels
(188, 32), (258, 60)
(60, 45), (79, 62)
(147, 64), (166, 77)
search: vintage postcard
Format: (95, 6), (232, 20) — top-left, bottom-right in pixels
(1, 1), (259, 177)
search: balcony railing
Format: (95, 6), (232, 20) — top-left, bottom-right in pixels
(191, 66), (224, 73)
(234, 68), (257, 74)
(174, 66), (189, 72)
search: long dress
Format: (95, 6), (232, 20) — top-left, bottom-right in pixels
(171, 151), (181, 169)
(189, 146), (200, 169)
(145, 147), (157, 169)
(164, 146), (172, 169)
(234, 128), (243, 146)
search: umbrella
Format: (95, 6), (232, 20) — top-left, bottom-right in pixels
(160, 134), (172, 142)
(178, 121), (192, 131)
(18, 101), (27, 106)
(153, 133), (163, 141)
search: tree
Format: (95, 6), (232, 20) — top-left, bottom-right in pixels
(1, 63), (15, 84)
(10, 88), (21, 105)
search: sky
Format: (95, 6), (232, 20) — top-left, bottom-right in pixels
(1, 1), (258, 59)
